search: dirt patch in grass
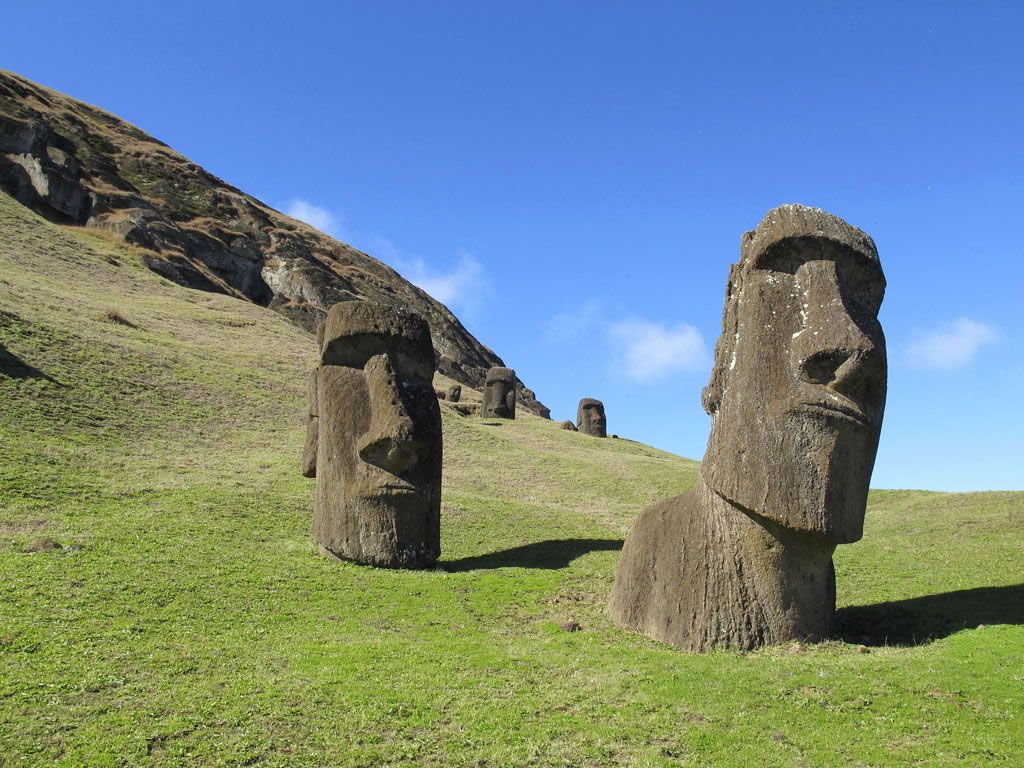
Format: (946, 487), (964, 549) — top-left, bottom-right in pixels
(0, 518), (49, 535)
(20, 536), (62, 552)
(103, 308), (139, 328)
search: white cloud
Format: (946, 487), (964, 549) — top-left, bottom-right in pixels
(542, 299), (604, 344)
(283, 198), (343, 237)
(399, 251), (491, 313)
(276, 207), (489, 314)
(905, 317), (997, 370)
(608, 319), (708, 382)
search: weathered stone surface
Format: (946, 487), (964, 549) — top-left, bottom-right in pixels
(610, 204), (887, 651)
(559, 420), (577, 431)
(0, 115), (92, 223)
(308, 301), (442, 568)
(0, 70), (550, 417)
(481, 366), (516, 419)
(446, 384), (461, 402)
(576, 398), (607, 437)
(301, 368), (319, 478)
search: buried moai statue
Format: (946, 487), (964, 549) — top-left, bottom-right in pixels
(610, 205), (887, 651)
(446, 384), (462, 403)
(305, 301), (442, 568)
(577, 398), (607, 437)
(301, 369), (319, 478)
(481, 366), (516, 419)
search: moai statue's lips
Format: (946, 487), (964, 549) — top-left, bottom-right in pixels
(371, 480), (422, 496)
(796, 399), (872, 428)
(352, 471), (426, 500)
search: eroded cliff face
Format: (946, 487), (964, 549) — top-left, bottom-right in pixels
(0, 70), (549, 417)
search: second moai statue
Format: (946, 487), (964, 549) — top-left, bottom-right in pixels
(301, 368), (319, 477)
(610, 205), (887, 651)
(306, 301), (442, 568)
(577, 398), (607, 437)
(481, 366), (516, 419)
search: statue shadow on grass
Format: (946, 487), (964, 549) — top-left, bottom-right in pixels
(837, 583), (1024, 647)
(443, 538), (623, 572)
(0, 343), (61, 384)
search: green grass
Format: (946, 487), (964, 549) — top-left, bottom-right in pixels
(1, 190), (1021, 766)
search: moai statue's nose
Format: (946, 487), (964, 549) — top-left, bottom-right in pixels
(791, 260), (884, 405)
(358, 354), (424, 474)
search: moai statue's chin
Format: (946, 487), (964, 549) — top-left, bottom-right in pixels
(577, 398), (607, 437)
(305, 301), (442, 568)
(610, 204), (887, 651)
(481, 366), (516, 419)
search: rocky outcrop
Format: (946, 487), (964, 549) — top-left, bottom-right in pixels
(0, 70), (549, 417)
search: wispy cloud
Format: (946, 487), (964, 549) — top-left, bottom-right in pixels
(609, 319), (708, 382)
(277, 204), (491, 315)
(542, 302), (708, 383)
(608, 320), (707, 382)
(905, 317), (997, 370)
(363, 235), (490, 316)
(282, 198), (343, 237)
(399, 251), (491, 313)
(542, 299), (604, 345)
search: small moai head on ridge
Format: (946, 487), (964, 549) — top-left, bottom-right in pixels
(576, 398), (606, 437)
(312, 301), (442, 568)
(481, 366), (516, 419)
(701, 204), (887, 544)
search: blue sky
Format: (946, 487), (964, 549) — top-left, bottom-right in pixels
(6, 2), (1022, 490)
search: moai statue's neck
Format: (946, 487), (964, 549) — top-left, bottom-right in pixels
(694, 479), (838, 649)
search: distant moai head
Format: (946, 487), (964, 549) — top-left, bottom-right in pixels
(446, 384), (462, 403)
(481, 366), (516, 419)
(313, 301), (442, 567)
(576, 398), (607, 437)
(701, 205), (886, 544)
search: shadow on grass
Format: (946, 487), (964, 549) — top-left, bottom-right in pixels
(837, 583), (1024, 646)
(0, 343), (61, 384)
(443, 538), (623, 572)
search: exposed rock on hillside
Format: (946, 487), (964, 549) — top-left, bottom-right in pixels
(0, 70), (549, 416)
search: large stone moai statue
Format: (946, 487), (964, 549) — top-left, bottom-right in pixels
(577, 398), (607, 437)
(306, 301), (442, 568)
(610, 205), (887, 651)
(481, 366), (516, 419)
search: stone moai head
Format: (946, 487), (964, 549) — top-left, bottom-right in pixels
(481, 366), (516, 419)
(312, 301), (442, 568)
(446, 384), (462, 403)
(702, 205), (887, 544)
(576, 398), (607, 437)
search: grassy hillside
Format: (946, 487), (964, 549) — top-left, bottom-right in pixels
(1, 189), (1021, 766)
